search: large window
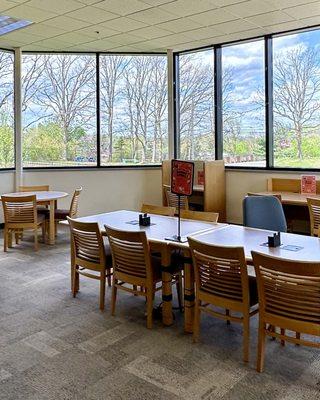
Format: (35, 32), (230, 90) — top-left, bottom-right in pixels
(273, 30), (320, 168)
(178, 49), (214, 160)
(222, 40), (265, 167)
(22, 54), (97, 167)
(0, 50), (14, 169)
(99, 54), (168, 165)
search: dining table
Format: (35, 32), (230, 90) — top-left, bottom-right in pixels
(66, 210), (320, 333)
(1, 190), (68, 245)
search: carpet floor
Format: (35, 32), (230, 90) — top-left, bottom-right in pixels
(0, 227), (319, 400)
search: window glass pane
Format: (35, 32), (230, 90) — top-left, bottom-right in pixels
(222, 40), (265, 166)
(178, 49), (214, 160)
(273, 30), (320, 168)
(99, 55), (168, 165)
(0, 50), (14, 168)
(22, 54), (97, 167)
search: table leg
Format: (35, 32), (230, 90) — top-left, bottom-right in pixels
(184, 249), (195, 333)
(49, 200), (55, 245)
(161, 245), (173, 326)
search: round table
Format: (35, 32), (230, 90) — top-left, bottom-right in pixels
(1, 191), (68, 245)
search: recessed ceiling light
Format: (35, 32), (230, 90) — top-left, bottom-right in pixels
(0, 15), (32, 36)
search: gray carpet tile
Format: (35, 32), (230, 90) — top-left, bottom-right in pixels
(0, 227), (319, 399)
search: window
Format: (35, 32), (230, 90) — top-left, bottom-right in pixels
(178, 49), (214, 160)
(22, 54), (97, 167)
(273, 30), (320, 169)
(99, 54), (168, 165)
(222, 40), (265, 167)
(0, 50), (14, 169)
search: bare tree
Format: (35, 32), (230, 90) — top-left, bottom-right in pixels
(274, 45), (320, 159)
(100, 55), (128, 162)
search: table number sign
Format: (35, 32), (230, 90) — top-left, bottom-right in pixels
(197, 170), (205, 185)
(171, 159), (194, 196)
(301, 175), (316, 194)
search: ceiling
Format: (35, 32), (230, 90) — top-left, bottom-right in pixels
(0, 0), (319, 53)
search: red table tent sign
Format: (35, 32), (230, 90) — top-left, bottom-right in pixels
(171, 160), (194, 196)
(301, 175), (316, 194)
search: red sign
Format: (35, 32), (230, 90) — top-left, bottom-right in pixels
(301, 175), (317, 194)
(198, 170), (204, 185)
(171, 160), (194, 196)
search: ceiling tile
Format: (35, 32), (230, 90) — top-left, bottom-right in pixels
(5, 4), (58, 22)
(107, 44), (144, 52)
(30, 37), (72, 49)
(140, 0), (174, 5)
(44, 15), (92, 31)
(180, 25), (222, 40)
(94, 0), (151, 16)
(189, 8), (237, 25)
(100, 16), (148, 31)
(224, 0), (279, 18)
(105, 32), (142, 46)
(0, 38), (24, 48)
(273, 0), (319, 8)
(0, 30), (41, 43)
(74, 0), (102, 4)
(67, 6), (119, 24)
(129, 25), (172, 39)
(284, 3), (320, 19)
(159, 0), (218, 18)
(129, 7), (176, 24)
(214, 18), (260, 34)
(19, 22), (68, 37)
(77, 38), (120, 50)
(26, 0), (83, 14)
(247, 10), (295, 26)
(0, 0), (17, 12)
(156, 17), (204, 33)
(22, 43), (52, 51)
(53, 32), (93, 45)
(75, 24), (120, 38)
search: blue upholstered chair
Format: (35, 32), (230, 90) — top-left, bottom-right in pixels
(243, 195), (287, 232)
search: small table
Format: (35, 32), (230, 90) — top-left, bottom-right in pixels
(1, 191), (68, 245)
(250, 191), (320, 206)
(70, 210), (227, 332)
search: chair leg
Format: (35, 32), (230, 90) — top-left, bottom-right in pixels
(176, 273), (183, 312)
(111, 280), (117, 316)
(146, 289), (154, 329)
(8, 231), (12, 248)
(4, 227), (8, 252)
(72, 266), (78, 297)
(133, 285), (138, 295)
(55, 221), (58, 237)
(296, 332), (300, 345)
(257, 320), (266, 373)
(226, 309), (230, 325)
(15, 232), (20, 244)
(193, 299), (201, 343)
(41, 223), (46, 243)
(99, 272), (106, 311)
(281, 328), (285, 346)
(34, 229), (39, 251)
(107, 268), (112, 287)
(243, 315), (250, 363)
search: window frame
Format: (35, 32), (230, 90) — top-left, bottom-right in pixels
(21, 50), (167, 170)
(174, 24), (320, 172)
(0, 47), (15, 171)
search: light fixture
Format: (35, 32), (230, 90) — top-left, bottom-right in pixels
(0, 15), (32, 36)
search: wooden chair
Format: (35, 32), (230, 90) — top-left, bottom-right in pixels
(68, 217), (112, 310)
(45, 187), (82, 235)
(307, 197), (320, 236)
(188, 238), (259, 362)
(163, 184), (189, 212)
(19, 185), (49, 192)
(180, 209), (219, 223)
(105, 225), (164, 329)
(141, 204), (175, 217)
(252, 251), (320, 372)
(1, 195), (46, 251)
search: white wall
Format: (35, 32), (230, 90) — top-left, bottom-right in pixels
(1, 168), (319, 225)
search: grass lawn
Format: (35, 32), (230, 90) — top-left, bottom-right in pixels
(275, 158), (320, 169)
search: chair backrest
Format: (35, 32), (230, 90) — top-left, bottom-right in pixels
(180, 209), (219, 223)
(141, 203), (175, 217)
(188, 237), (250, 308)
(1, 195), (37, 226)
(307, 197), (320, 236)
(105, 225), (152, 284)
(247, 192), (282, 201)
(243, 195), (287, 232)
(252, 251), (320, 332)
(68, 217), (105, 270)
(163, 184), (188, 211)
(19, 185), (49, 192)
(69, 187), (82, 218)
